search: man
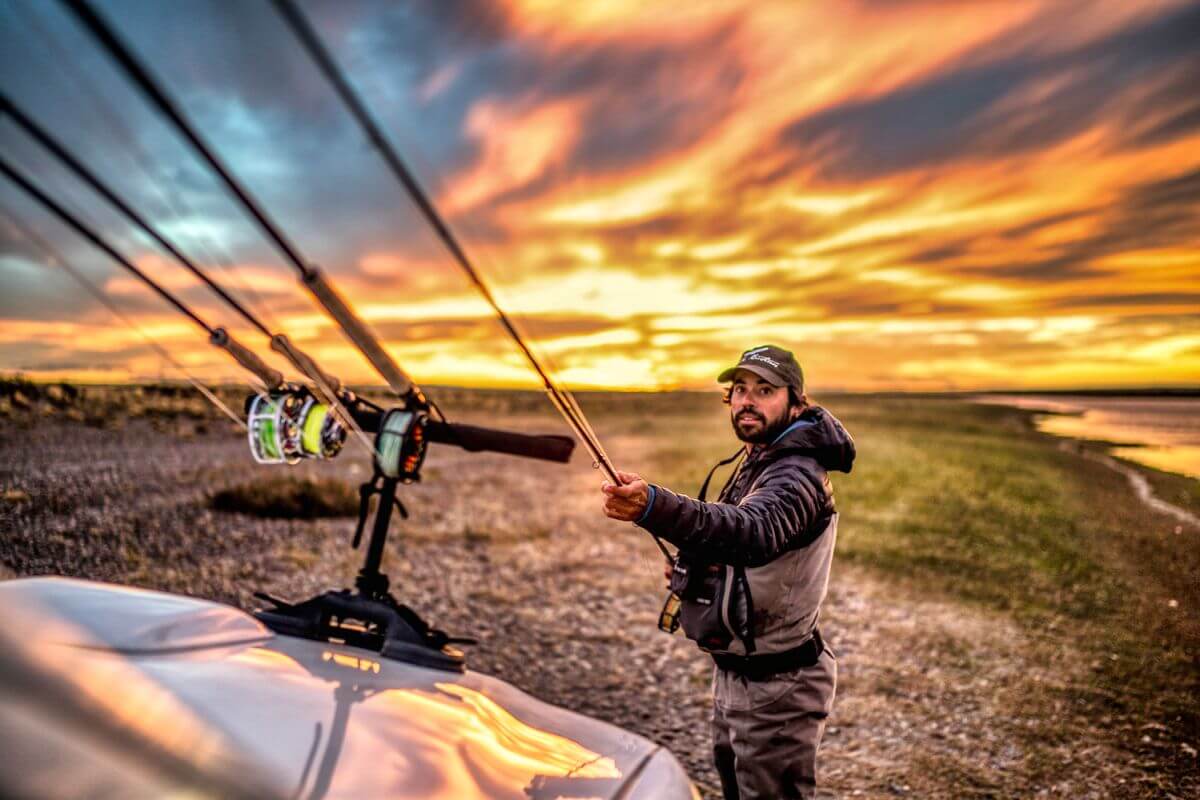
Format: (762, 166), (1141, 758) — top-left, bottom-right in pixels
(602, 345), (855, 800)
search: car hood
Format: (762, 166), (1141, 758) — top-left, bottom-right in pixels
(0, 577), (695, 800)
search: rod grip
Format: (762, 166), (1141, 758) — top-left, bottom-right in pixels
(270, 334), (341, 393)
(302, 267), (415, 397)
(211, 328), (283, 388)
(423, 420), (574, 463)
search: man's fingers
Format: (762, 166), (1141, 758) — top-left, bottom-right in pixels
(603, 496), (642, 521)
(601, 471), (646, 523)
(603, 503), (635, 521)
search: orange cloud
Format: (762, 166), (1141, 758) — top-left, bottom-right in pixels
(4, 0), (1198, 391)
(441, 97), (584, 213)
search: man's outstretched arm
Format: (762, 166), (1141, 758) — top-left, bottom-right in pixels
(603, 462), (828, 567)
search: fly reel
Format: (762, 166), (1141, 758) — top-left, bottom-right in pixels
(247, 389), (346, 464)
(374, 408), (427, 482)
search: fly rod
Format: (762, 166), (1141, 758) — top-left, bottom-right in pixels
(2, 208), (246, 428)
(270, 0), (623, 485)
(17, 0), (279, 331)
(1, 156), (284, 391)
(2, 94), (371, 452)
(61, 0), (419, 404)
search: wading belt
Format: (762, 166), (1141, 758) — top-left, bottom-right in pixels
(712, 629), (824, 680)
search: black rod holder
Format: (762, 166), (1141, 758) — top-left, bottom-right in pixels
(355, 477), (399, 599)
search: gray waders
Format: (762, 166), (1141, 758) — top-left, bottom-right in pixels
(711, 642), (836, 800)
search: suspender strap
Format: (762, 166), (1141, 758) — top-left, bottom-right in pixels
(659, 449), (744, 567)
(699, 449), (745, 502)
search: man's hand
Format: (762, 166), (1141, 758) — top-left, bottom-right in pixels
(602, 470), (650, 522)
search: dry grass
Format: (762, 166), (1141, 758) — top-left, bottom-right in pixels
(210, 476), (362, 518)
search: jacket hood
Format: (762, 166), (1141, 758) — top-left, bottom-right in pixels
(767, 405), (856, 473)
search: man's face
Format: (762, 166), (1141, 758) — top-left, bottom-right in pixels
(729, 371), (795, 444)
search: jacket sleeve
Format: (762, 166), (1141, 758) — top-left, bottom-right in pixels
(636, 456), (829, 567)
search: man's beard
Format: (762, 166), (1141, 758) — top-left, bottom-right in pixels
(731, 407), (793, 445)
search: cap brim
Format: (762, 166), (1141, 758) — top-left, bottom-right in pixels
(717, 364), (786, 386)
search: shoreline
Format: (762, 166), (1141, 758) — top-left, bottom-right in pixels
(1078, 445), (1200, 529)
(1021, 408), (1200, 529)
(974, 396), (1200, 526)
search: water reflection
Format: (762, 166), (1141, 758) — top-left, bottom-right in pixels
(976, 395), (1200, 479)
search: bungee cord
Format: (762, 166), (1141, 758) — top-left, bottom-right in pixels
(270, 0), (624, 486)
(2, 207), (248, 428)
(1, 95), (374, 456)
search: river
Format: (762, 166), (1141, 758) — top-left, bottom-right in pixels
(974, 395), (1200, 481)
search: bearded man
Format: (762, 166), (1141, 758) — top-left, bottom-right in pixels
(602, 345), (855, 800)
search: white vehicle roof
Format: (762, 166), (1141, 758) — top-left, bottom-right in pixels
(0, 577), (697, 800)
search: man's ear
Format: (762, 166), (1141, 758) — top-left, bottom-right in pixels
(789, 393), (808, 421)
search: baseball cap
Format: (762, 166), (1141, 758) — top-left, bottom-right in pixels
(717, 345), (804, 392)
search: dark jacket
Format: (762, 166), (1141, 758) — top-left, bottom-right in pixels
(637, 405), (855, 654)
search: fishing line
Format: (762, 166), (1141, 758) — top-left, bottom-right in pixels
(270, 0), (623, 484)
(62, 0), (420, 403)
(2, 208), (248, 427)
(3, 94), (275, 339)
(3, 157), (213, 335)
(14, 0), (281, 333)
(3, 100), (374, 456)
(1, 156), (289, 391)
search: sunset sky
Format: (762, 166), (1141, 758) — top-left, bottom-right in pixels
(1, 0), (1197, 391)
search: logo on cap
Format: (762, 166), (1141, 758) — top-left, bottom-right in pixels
(747, 353), (782, 368)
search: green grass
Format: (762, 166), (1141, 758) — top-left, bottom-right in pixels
(830, 397), (1119, 620)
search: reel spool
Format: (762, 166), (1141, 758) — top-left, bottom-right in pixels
(248, 392), (302, 464)
(248, 391), (346, 464)
(375, 408), (427, 482)
(298, 396), (347, 459)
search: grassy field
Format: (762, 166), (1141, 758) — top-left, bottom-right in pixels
(2, 379), (1197, 795)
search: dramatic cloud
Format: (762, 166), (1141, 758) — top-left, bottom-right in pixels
(1, 0), (1197, 390)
